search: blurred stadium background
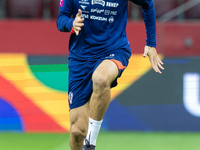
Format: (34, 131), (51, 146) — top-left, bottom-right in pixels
(0, 0), (200, 149)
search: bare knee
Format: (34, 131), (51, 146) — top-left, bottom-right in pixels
(70, 104), (89, 144)
(71, 123), (87, 143)
(92, 60), (118, 90)
(92, 73), (110, 90)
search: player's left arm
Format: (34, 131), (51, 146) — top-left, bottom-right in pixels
(130, 0), (164, 74)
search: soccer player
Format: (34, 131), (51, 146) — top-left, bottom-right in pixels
(57, 0), (164, 149)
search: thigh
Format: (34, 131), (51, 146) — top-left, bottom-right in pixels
(104, 50), (131, 78)
(99, 50), (131, 88)
(92, 59), (119, 85)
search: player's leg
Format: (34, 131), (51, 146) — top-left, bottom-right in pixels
(70, 102), (89, 150)
(83, 59), (119, 149)
(90, 59), (118, 120)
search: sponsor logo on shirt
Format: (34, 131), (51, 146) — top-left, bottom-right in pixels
(104, 10), (110, 15)
(104, 10), (117, 15)
(80, 5), (89, 13)
(91, 8), (105, 14)
(91, 0), (105, 6)
(110, 11), (117, 15)
(106, 2), (119, 7)
(81, 14), (89, 18)
(60, 0), (63, 7)
(79, 0), (89, 5)
(80, 5), (87, 10)
(90, 15), (107, 21)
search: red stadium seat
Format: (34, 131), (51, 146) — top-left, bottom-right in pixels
(50, 0), (60, 19)
(5, 0), (44, 18)
(154, 0), (177, 18)
(185, 3), (200, 19)
(50, 0), (133, 19)
(127, 1), (133, 19)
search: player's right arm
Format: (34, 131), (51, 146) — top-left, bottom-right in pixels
(57, 0), (74, 32)
(72, 9), (84, 36)
(57, 0), (84, 35)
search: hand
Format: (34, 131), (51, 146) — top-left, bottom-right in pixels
(73, 9), (84, 36)
(143, 46), (164, 74)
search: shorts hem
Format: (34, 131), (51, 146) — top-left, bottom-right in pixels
(69, 102), (88, 111)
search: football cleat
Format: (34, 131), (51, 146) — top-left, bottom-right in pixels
(82, 138), (95, 150)
(82, 145), (95, 150)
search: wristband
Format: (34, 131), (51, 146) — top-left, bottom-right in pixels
(71, 27), (75, 33)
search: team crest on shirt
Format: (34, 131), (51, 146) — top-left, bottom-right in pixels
(69, 92), (73, 104)
(60, 0), (63, 7)
(109, 16), (114, 23)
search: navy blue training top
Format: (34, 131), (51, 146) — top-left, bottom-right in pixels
(57, 0), (156, 66)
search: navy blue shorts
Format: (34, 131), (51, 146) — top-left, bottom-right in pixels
(68, 50), (131, 110)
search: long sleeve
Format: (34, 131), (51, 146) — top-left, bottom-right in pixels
(130, 0), (157, 47)
(57, 0), (74, 32)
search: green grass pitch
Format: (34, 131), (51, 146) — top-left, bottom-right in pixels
(0, 131), (199, 150)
